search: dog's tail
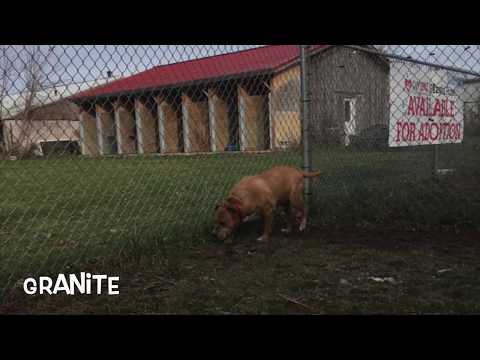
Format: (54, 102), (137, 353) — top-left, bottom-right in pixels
(302, 170), (321, 178)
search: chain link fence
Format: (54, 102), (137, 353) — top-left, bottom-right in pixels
(1, 45), (479, 303)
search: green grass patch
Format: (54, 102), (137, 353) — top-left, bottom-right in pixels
(0, 142), (479, 305)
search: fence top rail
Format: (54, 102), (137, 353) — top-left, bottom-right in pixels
(341, 45), (480, 79)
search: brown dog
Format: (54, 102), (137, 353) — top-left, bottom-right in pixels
(213, 166), (321, 244)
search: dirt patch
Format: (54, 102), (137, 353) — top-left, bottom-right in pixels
(309, 224), (479, 250)
(2, 225), (480, 314)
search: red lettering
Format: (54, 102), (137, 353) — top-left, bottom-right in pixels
(455, 124), (461, 140)
(430, 123), (439, 141)
(419, 97), (426, 116)
(443, 100), (448, 117)
(395, 121), (402, 143)
(408, 97), (416, 116)
(445, 123), (451, 139)
(409, 123), (416, 141)
(440, 123), (449, 140)
(401, 122), (410, 141)
(433, 99), (441, 117)
(452, 124), (457, 140)
(418, 123), (427, 141)
(416, 97), (421, 116)
(405, 79), (412, 92)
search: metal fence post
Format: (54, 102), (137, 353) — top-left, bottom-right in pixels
(433, 144), (438, 177)
(300, 45), (312, 207)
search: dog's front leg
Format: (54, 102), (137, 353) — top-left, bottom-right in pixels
(257, 206), (274, 242)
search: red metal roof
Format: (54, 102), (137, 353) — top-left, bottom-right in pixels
(72, 45), (328, 100)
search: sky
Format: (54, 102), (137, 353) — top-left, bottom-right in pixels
(378, 45), (480, 76)
(1, 45), (479, 96)
(1, 45), (261, 95)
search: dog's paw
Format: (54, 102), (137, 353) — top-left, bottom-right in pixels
(243, 213), (260, 223)
(281, 227), (292, 234)
(256, 236), (269, 242)
(299, 220), (307, 232)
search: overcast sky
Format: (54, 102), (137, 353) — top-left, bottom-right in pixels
(2, 45), (479, 95)
(1, 45), (260, 94)
(379, 45), (480, 75)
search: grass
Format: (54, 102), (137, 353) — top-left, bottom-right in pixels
(0, 140), (479, 312)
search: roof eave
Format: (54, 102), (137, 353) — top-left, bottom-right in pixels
(71, 68), (277, 103)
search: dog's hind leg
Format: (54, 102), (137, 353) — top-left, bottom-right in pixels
(289, 181), (308, 232)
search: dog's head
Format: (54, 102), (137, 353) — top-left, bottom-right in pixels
(213, 197), (243, 243)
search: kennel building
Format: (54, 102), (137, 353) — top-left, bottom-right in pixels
(71, 45), (392, 156)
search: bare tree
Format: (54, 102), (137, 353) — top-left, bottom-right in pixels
(0, 46), (14, 155)
(7, 45), (56, 156)
(0, 49), (11, 114)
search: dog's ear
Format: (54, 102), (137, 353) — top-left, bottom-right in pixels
(224, 197), (242, 215)
(225, 196), (241, 207)
(224, 198), (235, 210)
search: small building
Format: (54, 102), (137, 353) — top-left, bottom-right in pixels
(71, 45), (391, 156)
(1, 100), (80, 155)
(309, 46), (390, 145)
(461, 78), (480, 134)
(1, 78), (116, 155)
